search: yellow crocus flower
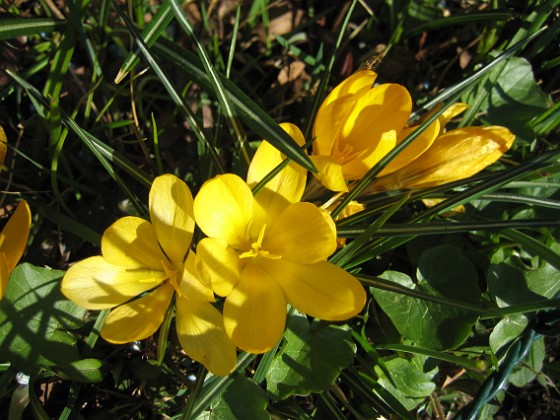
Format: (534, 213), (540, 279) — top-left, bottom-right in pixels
(311, 69), (440, 191)
(373, 125), (515, 190)
(61, 174), (236, 376)
(194, 173), (366, 354)
(0, 200), (32, 300)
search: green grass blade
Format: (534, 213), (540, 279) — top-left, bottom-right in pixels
(331, 193), (410, 267)
(408, 151), (560, 223)
(187, 353), (256, 418)
(407, 11), (511, 36)
(36, 200), (101, 246)
(506, 0), (559, 48)
(359, 274), (491, 315)
(66, 0), (102, 78)
(411, 27), (546, 118)
(0, 17), (64, 40)
(338, 220), (560, 238)
(7, 69), (152, 190)
(112, 0), (225, 174)
(502, 229), (560, 271)
(303, 0), (359, 140)
(168, 0), (250, 167)
(152, 40), (316, 172)
(114, 3), (173, 84)
(477, 192), (560, 209)
(375, 343), (482, 370)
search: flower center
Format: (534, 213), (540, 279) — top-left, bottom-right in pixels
(161, 258), (183, 297)
(334, 141), (362, 165)
(239, 224), (281, 260)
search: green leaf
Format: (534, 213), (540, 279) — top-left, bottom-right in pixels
(487, 258), (560, 355)
(53, 358), (110, 384)
(115, 3), (173, 84)
(416, 245), (481, 304)
(375, 356), (437, 411)
(0, 264), (86, 374)
(371, 245), (480, 350)
(487, 260), (560, 308)
(509, 336), (545, 388)
(489, 313), (529, 355)
(464, 56), (549, 140)
(196, 377), (268, 420)
(266, 312), (356, 399)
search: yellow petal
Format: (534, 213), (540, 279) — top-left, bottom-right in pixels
(175, 298), (237, 376)
(341, 130), (397, 180)
(196, 238), (240, 297)
(101, 216), (167, 270)
(313, 94), (355, 157)
(264, 202), (337, 264)
(101, 283), (174, 343)
(250, 187), (291, 240)
(0, 253), (9, 300)
(378, 118), (440, 176)
(149, 174), (195, 265)
(224, 262), (287, 353)
(0, 124), (7, 167)
(320, 70), (378, 109)
(376, 126), (515, 190)
(262, 259), (366, 321)
(309, 155), (348, 192)
(247, 123), (307, 203)
(340, 83), (411, 152)
(0, 199), (31, 273)
(437, 103), (469, 132)
(61, 256), (164, 310)
(194, 174), (253, 250)
(179, 251), (215, 302)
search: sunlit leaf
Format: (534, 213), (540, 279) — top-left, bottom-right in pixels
(464, 56), (549, 140)
(53, 358), (110, 384)
(508, 337), (545, 388)
(371, 245), (480, 350)
(375, 355), (437, 411)
(0, 264), (86, 374)
(266, 311), (355, 399)
(196, 377), (268, 420)
(489, 313), (528, 355)
(487, 258), (560, 307)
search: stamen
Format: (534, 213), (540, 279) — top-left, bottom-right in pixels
(161, 259), (183, 297)
(239, 224), (281, 260)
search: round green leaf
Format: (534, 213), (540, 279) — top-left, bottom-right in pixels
(266, 311), (356, 399)
(53, 358), (110, 384)
(197, 377), (268, 420)
(375, 356), (437, 411)
(0, 264), (86, 374)
(371, 245), (480, 350)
